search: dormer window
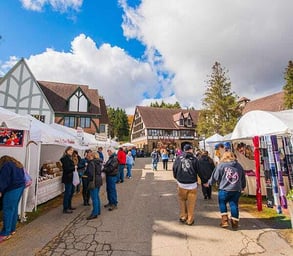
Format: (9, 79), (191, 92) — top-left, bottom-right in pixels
(179, 118), (184, 126)
(69, 89), (88, 112)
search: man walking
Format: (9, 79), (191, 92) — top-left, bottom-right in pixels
(173, 144), (202, 225)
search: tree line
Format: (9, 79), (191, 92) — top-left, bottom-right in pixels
(107, 60), (293, 141)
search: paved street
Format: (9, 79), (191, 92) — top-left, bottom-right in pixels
(1, 158), (292, 256)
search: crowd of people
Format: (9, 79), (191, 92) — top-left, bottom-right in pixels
(60, 146), (135, 218)
(0, 142), (246, 244)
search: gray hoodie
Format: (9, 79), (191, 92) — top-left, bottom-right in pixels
(208, 160), (246, 192)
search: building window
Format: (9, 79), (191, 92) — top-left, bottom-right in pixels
(179, 118), (184, 126)
(69, 89), (88, 112)
(100, 124), (105, 133)
(80, 117), (91, 128)
(64, 116), (75, 128)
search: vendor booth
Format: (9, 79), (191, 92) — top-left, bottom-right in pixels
(26, 116), (87, 211)
(230, 109), (293, 213)
(0, 107), (32, 221)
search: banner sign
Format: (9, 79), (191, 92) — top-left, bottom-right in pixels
(0, 128), (24, 147)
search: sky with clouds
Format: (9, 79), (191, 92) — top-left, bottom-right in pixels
(0, 0), (292, 114)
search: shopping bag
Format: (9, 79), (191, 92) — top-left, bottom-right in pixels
(24, 168), (32, 188)
(73, 169), (80, 186)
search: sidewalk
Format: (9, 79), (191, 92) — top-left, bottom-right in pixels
(1, 161), (292, 255)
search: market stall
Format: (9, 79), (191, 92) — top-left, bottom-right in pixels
(0, 107), (32, 221)
(230, 109), (293, 212)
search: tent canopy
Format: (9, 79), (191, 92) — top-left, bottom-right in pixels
(231, 109), (293, 140)
(205, 133), (224, 144)
(29, 116), (78, 145)
(0, 107), (31, 130)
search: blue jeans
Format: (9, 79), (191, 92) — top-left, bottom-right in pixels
(218, 190), (241, 219)
(152, 161), (158, 170)
(63, 183), (75, 211)
(1, 186), (25, 236)
(90, 187), (100, 216)
(117, 164), (125, 182)
(126, 164), (132, 178)
(106, 176), (118, 206)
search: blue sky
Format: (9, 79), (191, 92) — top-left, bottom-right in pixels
(1, 1), (293, 114)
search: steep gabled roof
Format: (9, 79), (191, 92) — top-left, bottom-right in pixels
(136, 106), (199, 129)
(38, 80), (101, 115)
(242, 91), (285, 114)
(98, 97), (109, 123)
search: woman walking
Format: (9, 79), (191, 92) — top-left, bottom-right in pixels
(205, 151), (246, 230)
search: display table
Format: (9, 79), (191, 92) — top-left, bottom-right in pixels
(243, 174), (290, 196)
(37, 176), (64, 205)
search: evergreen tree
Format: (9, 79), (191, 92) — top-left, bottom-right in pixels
(197, 61), (241, 137)
(283, 60), (293, 109)
(150, 100), (181, 109)
(107, 107), (130, 141)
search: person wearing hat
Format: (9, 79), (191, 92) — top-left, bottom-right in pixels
(173, 144), (203, 225)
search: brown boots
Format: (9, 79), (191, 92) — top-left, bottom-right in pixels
(220, 214), (239, 230)
(220, 214), (229, 228)
(231, 218), (239, 230)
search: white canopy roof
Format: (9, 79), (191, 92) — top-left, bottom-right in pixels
(205, 133), (224, 144)
(29, 116), (78, 145)
(231, 109), (293, 140)
(50, 123), (98, 146)
(0, 107), (31, 130)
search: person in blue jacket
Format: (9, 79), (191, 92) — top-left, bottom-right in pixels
(0, 155), (26, 243)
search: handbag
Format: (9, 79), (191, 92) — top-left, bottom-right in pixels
(24, 168), (32, 188)
(73, 167), (80, 186)
(88, 169), (96, 190)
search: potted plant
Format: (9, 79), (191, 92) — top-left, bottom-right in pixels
(286, 189), (293, 229)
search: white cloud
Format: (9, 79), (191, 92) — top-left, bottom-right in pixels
(20, 34), (159, 113)
(20, 0), (83, 12)
(120, 0), (293, 108)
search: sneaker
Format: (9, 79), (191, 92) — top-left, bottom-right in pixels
(108, 205), (117, 211)
(0, 235), (11, 243)
(104, 203), (111, 208)
(86, 215), (97, 220)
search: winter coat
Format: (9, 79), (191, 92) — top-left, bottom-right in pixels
(173, 152), (201, 184)
(0, 162), (25, 193)
(84, 158), (103, 188)
(198, 155), (215, 183)
(60, 154), (75, 184)
(103, 154), (119, 176)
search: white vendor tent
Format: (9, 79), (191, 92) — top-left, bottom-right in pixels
(199, 133), (224, 155)
(231, 109), (293, 140)
(0, 107), (31, 130)
(50, 123), (99, 148)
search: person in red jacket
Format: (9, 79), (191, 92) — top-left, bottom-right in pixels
(116, 147), (126, 183)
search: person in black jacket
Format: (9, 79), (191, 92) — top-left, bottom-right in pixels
(60, 146), (76, 214)
(84, 152), (103, 220)
(173, 144), (202, 225)
(103, 148), (119, 211)
(198, 151), (215, 200)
